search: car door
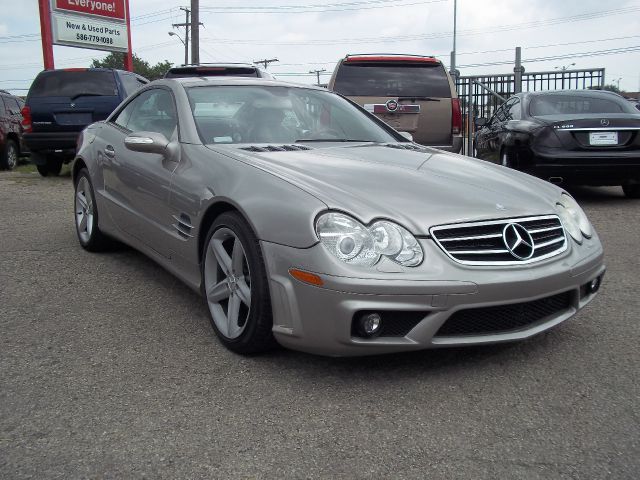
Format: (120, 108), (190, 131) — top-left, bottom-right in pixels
(98, 87), (179, 257)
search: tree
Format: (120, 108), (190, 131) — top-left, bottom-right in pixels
(90, 53), (172, 80)
(601, 84), (622, 94)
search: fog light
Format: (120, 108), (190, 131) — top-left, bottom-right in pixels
(588, 276), (601, 294)
(358, 313), (382, 337)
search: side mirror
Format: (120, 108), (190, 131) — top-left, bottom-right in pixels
(475, 118), (487, 128)
(398, 131), (413, 141)
(124, 131), (169, 155)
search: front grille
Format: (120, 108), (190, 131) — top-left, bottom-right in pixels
(434, 291), (573, 337)
(430, 215), (567, 266)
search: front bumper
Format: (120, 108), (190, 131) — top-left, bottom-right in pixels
(261, 235), (605, 356)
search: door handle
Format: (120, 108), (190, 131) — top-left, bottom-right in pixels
(104, 145), (115, 158)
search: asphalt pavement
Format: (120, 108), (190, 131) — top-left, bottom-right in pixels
(1, 170), (638, 479)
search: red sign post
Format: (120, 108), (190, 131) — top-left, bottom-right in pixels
(38, 0), (55, 70)
(37, 0), (133, 71)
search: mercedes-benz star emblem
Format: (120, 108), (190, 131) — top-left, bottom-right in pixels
(502, 223), (535, 260)
(600, 119), (610, 127)
(386, 99), (398, 112)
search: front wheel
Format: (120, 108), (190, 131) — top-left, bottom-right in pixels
(622, 183), (640, 198)
(74, 168), (112, 251)
(202, 212), (276, 354)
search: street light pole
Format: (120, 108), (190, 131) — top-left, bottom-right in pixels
(171, 7), (190, 66)
(168, 32), (187, 66)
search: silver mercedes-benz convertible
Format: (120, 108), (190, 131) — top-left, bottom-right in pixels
(72, 77), (605, 356)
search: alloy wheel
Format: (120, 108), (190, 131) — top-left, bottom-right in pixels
(75, 177), (94, 244)
(204, 227), (252, 339)
(7, 143), (18, 169)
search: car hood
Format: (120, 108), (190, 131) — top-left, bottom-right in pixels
(211, 144), (563, 235)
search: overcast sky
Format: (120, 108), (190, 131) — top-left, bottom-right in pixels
(1, 0), (639, 93)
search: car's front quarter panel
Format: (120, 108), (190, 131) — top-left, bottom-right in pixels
(166, 144), (329, 289)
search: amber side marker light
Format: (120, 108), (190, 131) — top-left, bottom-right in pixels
(289, 268), (324, 286)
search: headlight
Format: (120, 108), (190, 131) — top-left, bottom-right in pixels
(316, 212), (423, 267)
(556, 193), (592, 241)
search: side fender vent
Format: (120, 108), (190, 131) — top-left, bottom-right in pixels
(240, 144), (313, 153)
(172, 214), (194, 239)
(384, 143), (425, 151)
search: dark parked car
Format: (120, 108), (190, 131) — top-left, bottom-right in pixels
(164, 63), (275, 79)
(474, 90), (640, 198)
(22, 68), (148, 176)
(0, 89), (26, 170)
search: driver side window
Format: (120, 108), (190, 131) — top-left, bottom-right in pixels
(113, 89), (177, 139)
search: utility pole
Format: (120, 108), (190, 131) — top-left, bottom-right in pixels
(514, 47), (523, 94)
(254, 58), (279, 70)
(309, 69), (326, 86)
(191, 0), (200, 65)
(450, 0), (458, 78)
(172, 7), (190, 66)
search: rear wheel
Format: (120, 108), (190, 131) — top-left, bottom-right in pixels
(36, 157), (63, 177)
(622, 184), (640, 198)
(202, 212), (276, 354)
(0, 139), (18, 170)
(74, 168), (112, 251)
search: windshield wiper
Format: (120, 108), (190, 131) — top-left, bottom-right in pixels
(295, 139), (375, 143)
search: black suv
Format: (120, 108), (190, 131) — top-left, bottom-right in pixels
(1, 89), (26, 170)
(22, 68), (148, 176)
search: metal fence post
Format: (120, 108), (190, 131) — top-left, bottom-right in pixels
(514, 47), (523, 94)
(467, 80), (474, 156)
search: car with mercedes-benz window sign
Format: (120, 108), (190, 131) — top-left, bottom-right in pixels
(71, 77), (605, 356)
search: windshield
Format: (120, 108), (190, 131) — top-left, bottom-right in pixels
(186, 85), (399, 144)
(529, 94), (636, 116)
(29, 70), (118, 98)
(333, 62), (451, 98)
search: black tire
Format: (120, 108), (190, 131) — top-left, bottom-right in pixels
(622, 184), (640, 198)
(36, 157), (63, 177)
(73, 168), (112, 251)
(202, 212), (276, 354)
(0, 139), (19, 170)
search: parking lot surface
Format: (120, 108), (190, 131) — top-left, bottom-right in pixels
(1, 171), (638, 479)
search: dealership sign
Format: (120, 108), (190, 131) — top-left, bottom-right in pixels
(50, 0), (128, 52)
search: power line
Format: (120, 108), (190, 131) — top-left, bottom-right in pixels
(200, 6), (640, 45)
(262, 45), (640, 76)
(200, 0), (446, 13)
